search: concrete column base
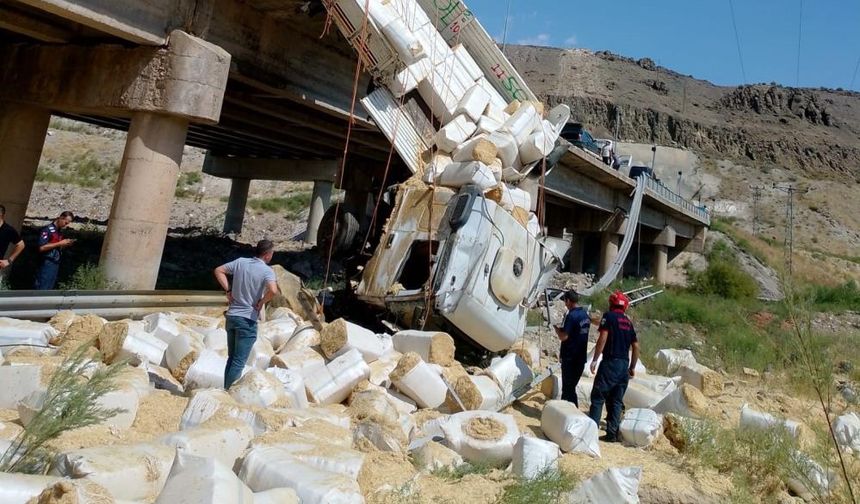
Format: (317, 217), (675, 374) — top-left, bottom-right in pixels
(568, 233), (585, 273)
(599, 232), (621, 279)
(306, 180), (333, 245)
(100, 112), (189, 289)
(224, 178), (250, 234)
(0, 102), (51, 231)
(653, 244), (669, 285)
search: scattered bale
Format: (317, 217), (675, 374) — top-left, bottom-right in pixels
(391, 352), (448, 409)
(410, 441), (464, 472)
(540, 399), (600, 457)
(29, 479), (114, 504)
(677, 362), (724, 397)
(392, 330), (456, 366)
(320, 318), (387, 363)
(512, 436), (560, 480)
(441, 411), (520, 467)
(653, 383), (709, 418)
(446, 374), (503, 411)
(99, 320), (167, 366)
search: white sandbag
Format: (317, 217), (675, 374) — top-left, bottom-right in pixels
(502, 102), (541, 145)
(623, 381), (666, 410)
(368, 350), (402, 388)
(156, 453), (253, 504)
(253, 488), (300, 504)
(270, 346), (326, 378)
(364, 0), (399, 28)
(652, 383), (708, 419)
(184, 349), (227, 390)
(282, 322), (321, 352)
(677, 361), (723, 397)
(575, 376), (594, 409)
(441, 411), (520, 467)
(833, 412), (860, 454)
(488, 157), (503, 183)
(568, 466), (642, 504)
(0, 317), (57, 347)
(739, 403), (802, 439)
(410, 440), (464, 472)
(500, 185), (532, 213)
(484, 101), (509, 124)
(380, 18), (425, 64)
(100, 320), (168, 366)
(160, 420), (253, 469)
(229, 368), (287, 408)
(239, 446), (363, 504)
(350, 387), (414, 452)
(200, 327), (228, 352)
(0, 473), (61, 504)
(305, 349), (370, 405)
(434, 115), (477, 152)
(258, 318), (299, 352)
(165, 330), (204, 380)
(391, 353), (448, 409)
(179, 389), (256, 431)
(455, 84), (492, 122)
(50, 443), (175, 502)
(652, 349), (697, 376)
(487, 130), (520, 168)
(139, 361), (184, 394)
(540, 399), (600, 457)
(0, 364), (44, 409)
(266, 367), (309, 409)
(392, 330), (455, 366)
(512, 436), (561, 479)
(476, 115), (503, 136)
(436, 161), (496, 190)
(320, 318), (387, 363)
(619, 409), (663, 448)
(519, 130), (555, 164)
(483, 353), (534, 400)
(508, 339), (541, 369)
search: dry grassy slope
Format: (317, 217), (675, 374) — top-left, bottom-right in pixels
(506, 46), (860, 181)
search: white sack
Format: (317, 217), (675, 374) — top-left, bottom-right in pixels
(833, 412), (860, 454)
(392, 330), (454, 365)
(575, 376), (593, 409)
(160, 420), (253, 469)
(476, 115), (503, 135)
(652, 384), (707, 419)
(541, 399), (600, 458)
(0, 317), (57, 347)
(184, 349), (228, 390)
(434, 115), (477, 153)
(677, 361), (724, 397)
(392, 356), (448, 409)
(179, 389), (256, 431)
(568, 467), (642, 504)
(156, 453), (254, 504)
(512, 436), (561, 480)
(441, 411), (520, 467)
(258, 318), (299, 352)
(321, 319), (387, 363)
(0, 364), (44, 409)
(305, 348), (370, 405)
(253, 488), (300, 504)
(652, 349), (696, 376)
(282, 322), (321, 352)
(422, 152), (454, 184)
(391, 56), (433, 97)
(368, 351), (402, 388)
(455, 84), (492, 122)
(199, 327), (227, 352)
(619, 409), (663, 448)
(502, 102), (541, 145)
(271, 346), (326, 378)
(488, 130), (519, 169)
(739, 403), (802, 439)
(452, 44), (484, 82)
(0, 473), (60, 504)
(266, 367), (309, 409)
(381, 18), (425, 63)
(623, 381), (666, 410)
(245, 337), (275, 370)
(410, 440), (464, 472)
(229, 368), (287, 408)
(165, 330), (204, 376)
(483, 353), (534, 400)
(437, 161), (496, 190)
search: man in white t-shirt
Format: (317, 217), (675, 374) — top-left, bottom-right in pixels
(601, 142), (612, 166)
(214, 239), (278, 389)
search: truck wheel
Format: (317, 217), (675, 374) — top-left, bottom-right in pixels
(317, 206), (360, 256)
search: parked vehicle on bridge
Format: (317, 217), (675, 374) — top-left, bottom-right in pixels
(560, 123), (601, 158)
(629, 165), (656, 180)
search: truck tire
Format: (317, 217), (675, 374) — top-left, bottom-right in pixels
(317, 206), (360, 256)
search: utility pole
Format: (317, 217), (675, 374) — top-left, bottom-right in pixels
(773, 183), (809, 276)
(614, 108), (621, 142)
(749, 185), (764, 236)
(650, 145), (657, 172)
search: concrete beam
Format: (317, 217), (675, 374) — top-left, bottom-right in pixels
(0, 30), (230, 123)
(652, 226), (677, 248)
(0, 101), (51, 232)
(203, 155), (338, 182)
(653, 245), (669, 285)
(0, 4), (74, 42)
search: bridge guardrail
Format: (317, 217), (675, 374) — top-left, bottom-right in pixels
(644, 176), (711, 225)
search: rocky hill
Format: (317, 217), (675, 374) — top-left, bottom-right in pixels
(506, 46), (860, 181)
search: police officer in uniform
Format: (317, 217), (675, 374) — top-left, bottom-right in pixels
(554, 290), (591, 407)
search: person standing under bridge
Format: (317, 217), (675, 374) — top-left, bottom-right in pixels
(34, 211), (75, 290)
(214, 239), (279, 389)
(588, 291), (639, 442)
(554, 290), (591, 407)
(0, 204), (25, 284)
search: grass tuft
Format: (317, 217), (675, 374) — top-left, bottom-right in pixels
(58, 263), (120, 290)
(430, 461), (495, 481)
(248, 192), (312, 217)
(498, 469), (579, 504)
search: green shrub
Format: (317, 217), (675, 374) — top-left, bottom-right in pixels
(58, 263), (119, 290)
(689, 240), (757, 300)
(37, 152), (119, 188)
(807, 280), (860, 312)
(430, 461), (494, 481)
(498, 469), (578, 504)
(248, 192), (312, 217)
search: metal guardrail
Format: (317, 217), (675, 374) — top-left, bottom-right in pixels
(0, 290), (226, 320)
(644, 176), (711, 224)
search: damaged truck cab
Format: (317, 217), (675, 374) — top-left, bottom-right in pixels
(356, 182), (569, 352)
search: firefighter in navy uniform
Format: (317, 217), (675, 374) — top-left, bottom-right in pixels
(588, 291), (640, 442)
(553, 290), (591, 407)
(34, 211), (75, 290)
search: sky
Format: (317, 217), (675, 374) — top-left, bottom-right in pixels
(464, 0), (860, 90)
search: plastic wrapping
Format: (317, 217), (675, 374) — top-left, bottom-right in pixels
(282, 322), (321, 353)
(653, 348), (697, 376)
(253, 488), (300, 504)
(441, 411), (520, 467)
(677, 361), (724, 397)
(512, 436), (560, 480)
(179, 389), (256, 431)
(833, 412), (860, 454)
(228, 369), (287, 408)
(391, 56), (433, 97)
(540, 399), (600, 457)
(652, 383), (708, 419)
(0, 472), (60, 504)
(434, 115), (477, 152)
(619, 408), (663, 448)
(436, 161), (496, 190)
(568, 467), (642, 504)
(739, 403), (802, 439)
(321, 318), (387, 363)
(380, 18), (425, 64)
(452, 135), (497, 164)
(482, 353), (533, 401)
(0, 317), (58, 347)
(244, 337), (275, 370)
(368, 350), (402, 388)
(392, 330), (455, 366)
(501, 102), (540, 145)
(266, 367), (309, 409)
(258, 318), (300, 352)
(476, 115), (503, 136)
(455, 84), (492, 122)
(305, 349), (371, 405)
(391, 355), (448, 409)
(184, 349), (228, 390)
(410, 440), (464, 472)
(100, 320), (168, 366)
(160, 420), (254, 469)
(0, 364), (45, 409)
(270, 346), (327, 378)
(487, 130), (519, 168)
(165, 330), (204, 379)
(622, 381), (666, 410)
(156, 453), (253, 504)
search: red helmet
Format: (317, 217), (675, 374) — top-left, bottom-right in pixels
(609, 291), (630, 311)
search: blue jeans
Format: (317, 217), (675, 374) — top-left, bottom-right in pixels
(589, 357), (630, 439)
(224, 315), (257, 389)
(34, 260), (60, 290)
(560, 358), (586, 407)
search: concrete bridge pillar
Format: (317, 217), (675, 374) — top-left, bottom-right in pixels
(652, 245), (669, 285)
(306, 180), (333, 245)
(224, 178), (251, 235)
(100, 113), (189, 289)
(568, 233), (585, 273)
(0, 102), (51, 231)
(599, 232), (621, 280)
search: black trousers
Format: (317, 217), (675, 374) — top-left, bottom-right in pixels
(560, 358), (587, 407)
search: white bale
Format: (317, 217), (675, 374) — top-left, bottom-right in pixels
(266, 367), (309, 409)
(165, 330), (204, 378)
(631, 374), (679, 395)
(483, 353), (534, 400)
(476, 115), (503, 136)
(364, 0), (399, 28)
(652, 348), (697, 376)
(184, 349), (226, 390)
(789, 450), (837, 496)
(0, 364), (44, 409)
(392, 330), (455, 365)
(575, 376), (593, 409)
(833, 412), (860, 454)
(434, 115), (477, 153)
(368, 350), (402, 388)
(239, 446), (363, 504)
(253, 488), (300, 504)
(380, 18), (425, 63)
(305, 349), (370, 405)
(436, 161), (496, 190)
(321, 318), (387, 363)
(584, 346), (647, 378)
(487, 130), (520, 168)
(441, 411), (520, 467)
(414, 22), (452, 65)
(484, 101), (509, 124)
(410, 440), (464, 472)
(451, 134), (495, 163)
(418, 69), (462, 122)
(179, 389), (256, 431)
(739, 403), (802, 439)
(498, 185), (532, 213)
(141, 361), (185, 395)
(391, 56), (433, 97)
(101, 320), (168, 367)
(200, 327), (228, 352)
(0, 317), (57, 347)
(282, 322), (321, 352)
(160, 420), (253, 469)
(245, 337), (275, 370)
(455, 84), (492, 122)
(156, 453), (254, 504)
(652, 383), (708, 419)
(512, 436), (561, 480)
(28, 479), (115, 504)
(229, 368), (287, 408)
(619, 409), (663, 448)
(390, 0), (431, 31)
(479, 76), (509, 110)
(501, 102), (541, 145)
(391, 355), (448, 409)
(568, 467), (642, 504)
(50, 443), (175, 502)
(540, 399), (600, 458)
(169, 312), (221, 331)
(258, 318), (299, 352)
(519, 130), (555, 164)
(143, 313), (186, 344)
(527, 212), (541, 237)
(677, 361), (724, 397)
(450, 374), (504, 411)
(452, 44), (484, 82)
(0, 473), (61, 504)
(623, 381), (666, 410)
(488, 157), (503, 183)
(270, 346), (326, 378)
(422, 152), (453, 184)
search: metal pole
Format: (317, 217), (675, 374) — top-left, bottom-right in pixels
(650, 145), (657, 171)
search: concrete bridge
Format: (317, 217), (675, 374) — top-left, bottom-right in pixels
(0, 0), (709, 288)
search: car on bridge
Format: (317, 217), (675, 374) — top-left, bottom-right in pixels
(560, 123), (601, 158)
